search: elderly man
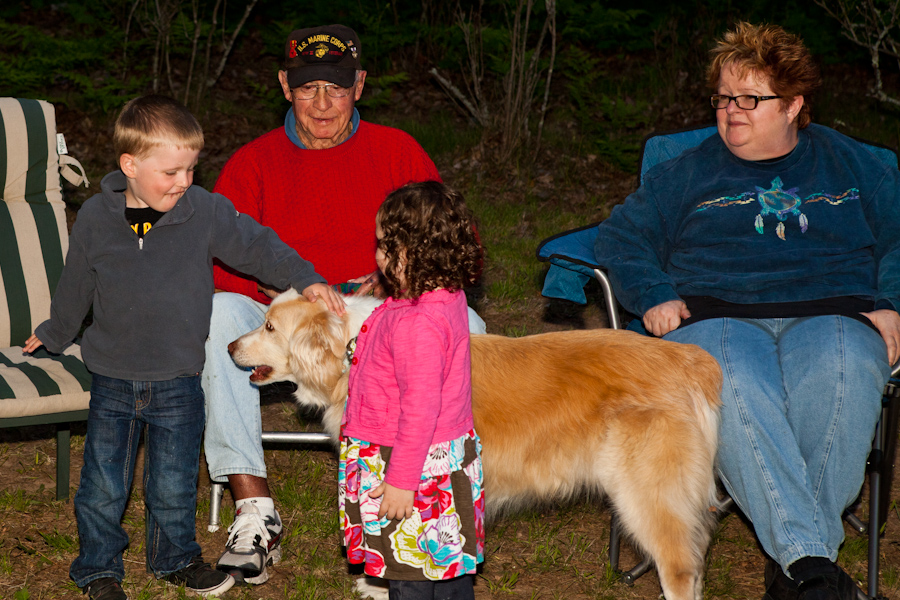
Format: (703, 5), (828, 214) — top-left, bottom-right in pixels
(203, 24), (485, 585)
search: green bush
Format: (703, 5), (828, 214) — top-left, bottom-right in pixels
(0, 20), (142, 111)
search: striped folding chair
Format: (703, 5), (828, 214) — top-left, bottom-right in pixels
(0, 97), (91, 500)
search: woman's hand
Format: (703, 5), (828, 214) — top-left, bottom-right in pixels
(370, 482), (415, 520)
(862, 309), (900, 367)
(302, 283), (347, 316)
(348, 271), (385, 299)
(643, 300), (691, 337)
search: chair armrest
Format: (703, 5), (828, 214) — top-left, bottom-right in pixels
(536, 223), (624, 329)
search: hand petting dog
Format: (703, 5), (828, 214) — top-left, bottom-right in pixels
(301, 282), (346, 316)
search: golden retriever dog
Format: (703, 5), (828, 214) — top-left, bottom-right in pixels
(229, 289), (723, 600)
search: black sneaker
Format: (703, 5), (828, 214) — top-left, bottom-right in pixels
(763, 559), (799, 600)
(163, 556), (235, 597)
(83, 577), (127, 600)
(796, 565), (860, 600)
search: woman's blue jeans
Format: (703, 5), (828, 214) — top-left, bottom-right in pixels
(69, 374), (205, 588)
(665, 316), (890, 569)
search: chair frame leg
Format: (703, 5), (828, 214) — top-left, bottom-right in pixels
(867, 411), (883, 600)
(865, 390), (900, 600)
(608, 514), (653, 585)
(209, 481), (225, 532)
(56, 423), (71, 501)
(206, 431), (332, 532)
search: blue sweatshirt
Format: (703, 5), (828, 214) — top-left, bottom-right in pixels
(594, 124), (900, 318)
(35, 170), (326, 381)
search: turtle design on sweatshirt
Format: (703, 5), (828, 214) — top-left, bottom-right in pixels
(695, 176), (859, 240)
(753, 177), (805, 240)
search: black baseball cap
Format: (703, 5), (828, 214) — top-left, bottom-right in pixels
(284, 24), (362, 88)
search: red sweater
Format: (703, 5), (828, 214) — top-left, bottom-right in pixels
(213, 120), (441, 303)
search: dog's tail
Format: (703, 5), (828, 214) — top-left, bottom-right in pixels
(688, 351), (724, 513)
(612, 349), (723, 600)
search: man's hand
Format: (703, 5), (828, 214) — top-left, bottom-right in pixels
(370, 482), (415, 520)
(348, 271), (385, 298)
(862, 309), (900, 367)
(643, 300), (691, 337)
(302, 283), (347, 316)
(22, 334), (43, 354)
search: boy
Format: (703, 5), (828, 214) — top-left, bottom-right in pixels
(24, 95), (345, 600)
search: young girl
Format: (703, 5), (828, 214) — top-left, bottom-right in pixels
(339, 181), (485, 599)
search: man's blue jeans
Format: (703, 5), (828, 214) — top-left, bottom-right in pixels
(665, 316), (890, 570)
(69, 374), (205, 588)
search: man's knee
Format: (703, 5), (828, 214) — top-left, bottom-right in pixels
(209, 293), (267, 342)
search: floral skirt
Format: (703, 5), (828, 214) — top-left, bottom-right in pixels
(338, 429), (485, 581)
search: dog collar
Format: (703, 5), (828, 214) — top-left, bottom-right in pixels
(342, 336), (358, 374)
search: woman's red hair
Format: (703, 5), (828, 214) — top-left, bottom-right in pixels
(708, 22), (821, 128)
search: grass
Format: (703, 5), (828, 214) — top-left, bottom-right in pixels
(37, 530), (77, 554)
(483, 570), (519, 593)
(0, 550), (12, 576)
(704, 552), (737, 597)
(885, 563), (900, 590)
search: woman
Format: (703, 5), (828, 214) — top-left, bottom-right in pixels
(594, 22), (900, 600)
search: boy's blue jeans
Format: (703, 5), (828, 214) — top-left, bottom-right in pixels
(69, 373), (205, 588)
(665, 316), (890, 570)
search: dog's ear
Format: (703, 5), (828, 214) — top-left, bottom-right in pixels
(288, 310), (347, 384)
(314, 310), (348, 360)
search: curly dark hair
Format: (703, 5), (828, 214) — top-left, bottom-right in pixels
(377, 181), (483, 299)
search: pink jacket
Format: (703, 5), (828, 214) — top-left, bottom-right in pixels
(342, 289), (475, 490)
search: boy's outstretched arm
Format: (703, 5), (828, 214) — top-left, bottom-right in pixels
(302, 282), (347, 316)
(22, 334), (44, 354)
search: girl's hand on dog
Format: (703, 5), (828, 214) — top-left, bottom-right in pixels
(643, 300), (691, 337)
(371, 482), (414, 520)
(302, 283), (347, 316)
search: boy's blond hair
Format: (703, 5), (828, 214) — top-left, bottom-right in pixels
(114, 95), (204, 164)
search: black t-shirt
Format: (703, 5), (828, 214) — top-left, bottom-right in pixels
(125, 206), (165, 238)
(681, 295), (878, 332)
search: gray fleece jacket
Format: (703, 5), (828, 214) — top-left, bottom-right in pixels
(35, 170), (326, 381)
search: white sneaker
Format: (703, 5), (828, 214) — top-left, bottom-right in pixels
(215, 503), (283, 585)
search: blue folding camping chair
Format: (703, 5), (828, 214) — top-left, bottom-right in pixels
(536, 124), (900, 600)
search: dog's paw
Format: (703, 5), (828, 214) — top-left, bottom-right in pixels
(354, 576), (389, 600)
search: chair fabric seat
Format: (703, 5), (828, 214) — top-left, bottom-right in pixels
(0, 343), (90, 417)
